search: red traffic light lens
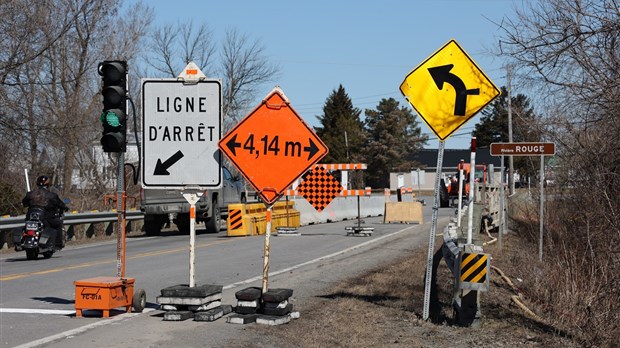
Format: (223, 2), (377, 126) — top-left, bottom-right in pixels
(98, 61), (126, 84)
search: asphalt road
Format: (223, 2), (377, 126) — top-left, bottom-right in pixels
(0, 202), (453, 348)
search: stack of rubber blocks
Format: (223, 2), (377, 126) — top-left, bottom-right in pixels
(157, 284), (232, 321)
(227, 287), (299, 325)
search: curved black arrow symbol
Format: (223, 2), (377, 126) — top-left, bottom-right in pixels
(154, 150), (184, 175)
(428, 64), (480, 116)
(226, 134), (241, 156)
(304, 138), (320, 160)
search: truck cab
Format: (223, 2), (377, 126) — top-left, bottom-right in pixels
(140, 166), (245, 235)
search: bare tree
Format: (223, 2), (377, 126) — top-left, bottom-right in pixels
(219, 28), (280, 128)
(498, 0), (620, 344)
(0, 0), (153, 213)
(0, 0), (81, 85)
(146, 24), (279, 130)
(146, 20), (216, 77)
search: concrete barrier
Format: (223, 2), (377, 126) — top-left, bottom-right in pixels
(292, 194), (385, 225)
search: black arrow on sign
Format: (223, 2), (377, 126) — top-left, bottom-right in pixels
(428, 64), (480, 116)
(225, 134), (241, 156)
(304, 138), (320, 160)
(153, 150), (184, 175)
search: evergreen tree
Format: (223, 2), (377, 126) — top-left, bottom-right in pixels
(315, 85), (366, 164)
(473, 86), (540, 178)
(473, 86), (539, 145)
(363, 98), (427, 188)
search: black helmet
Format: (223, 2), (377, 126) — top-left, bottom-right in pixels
(36, 175), (50, 188)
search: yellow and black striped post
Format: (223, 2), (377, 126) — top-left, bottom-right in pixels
(458, 252), (490, 291)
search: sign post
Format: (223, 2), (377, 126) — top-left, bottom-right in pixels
(499, 155), (505, 249)
(182, 191), (202, 287)
(400, 39), (500, 321)
(457, 162), (464, 228)
(219, 87), (328, 293)
(466, 138), (477, 245)
(261, 201), (274, 293)
(539, 155), (545, 261)
(490, 142), (556, 260)
(424, 140), (444, 320)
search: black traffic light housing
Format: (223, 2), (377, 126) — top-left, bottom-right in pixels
(98, 60), (127, 152)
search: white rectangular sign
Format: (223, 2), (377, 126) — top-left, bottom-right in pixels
(141, 79), (222, 189)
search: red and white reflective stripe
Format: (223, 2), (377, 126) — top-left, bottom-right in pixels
(315, 163), (367, 170)
(285, 187), (371, 197)
(400, 187), (414, 194)
(338, 188), (372, 196)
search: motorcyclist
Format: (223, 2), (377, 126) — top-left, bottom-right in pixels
(22, 175), (68, 249)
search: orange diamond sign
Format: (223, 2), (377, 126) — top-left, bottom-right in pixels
(219, 87), (329, 205)
(296, 166), (343, 212)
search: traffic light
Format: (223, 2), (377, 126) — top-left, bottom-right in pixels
(98, 60), (127, 152)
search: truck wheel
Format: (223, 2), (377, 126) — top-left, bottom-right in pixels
(43, 250), (54, 259)
(206, 200), (221, 233)
(144, 217), (163, 236)
(176, 213), (190, 234)
(26, 249), (38, 260)
(132, 288), (146, 313)
(439, 180), (450, 208)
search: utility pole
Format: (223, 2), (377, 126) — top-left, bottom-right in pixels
(507, 65), (515, 195)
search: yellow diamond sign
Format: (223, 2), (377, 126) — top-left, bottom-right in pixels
(400, 39), (500, 141)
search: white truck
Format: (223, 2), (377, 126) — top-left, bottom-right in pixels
(140, 167), (246, 235)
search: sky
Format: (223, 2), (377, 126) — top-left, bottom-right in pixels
(137, 0), (519, 149)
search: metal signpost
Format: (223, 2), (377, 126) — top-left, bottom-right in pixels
(141, 63), (222, 288)
(490, 142), (556, 261)
(400, 39), (500, 320)
(457, 165), (464, 228)
(219, 87), (328, 293)
(466, 138), (477, 245)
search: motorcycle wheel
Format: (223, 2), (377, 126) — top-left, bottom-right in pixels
(43, 251), (54, 259)
(26, 249), (38, 260)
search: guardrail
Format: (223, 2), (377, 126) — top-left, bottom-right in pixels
(0, 210), (144, 231)
(0, 210), (145, 249)
(0, 191), (395, 248)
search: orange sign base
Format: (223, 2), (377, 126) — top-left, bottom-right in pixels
(74, 276), (134, 318)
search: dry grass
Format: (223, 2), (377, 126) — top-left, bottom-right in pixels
(239, 231), (583, 348)
(508, 190), (620, 347)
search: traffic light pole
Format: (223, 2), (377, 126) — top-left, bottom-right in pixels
(116, 151), (127, 278)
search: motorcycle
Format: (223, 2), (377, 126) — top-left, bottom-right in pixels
(12, 207), (65, 260)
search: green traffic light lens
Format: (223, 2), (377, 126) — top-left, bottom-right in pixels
(100, 111), (121, 127)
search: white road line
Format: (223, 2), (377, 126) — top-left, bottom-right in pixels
(11, 221), (431, 348)
(224, 223), (422, 290)
(0, 308), (75, 315)
(12, 310), (154, 348)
